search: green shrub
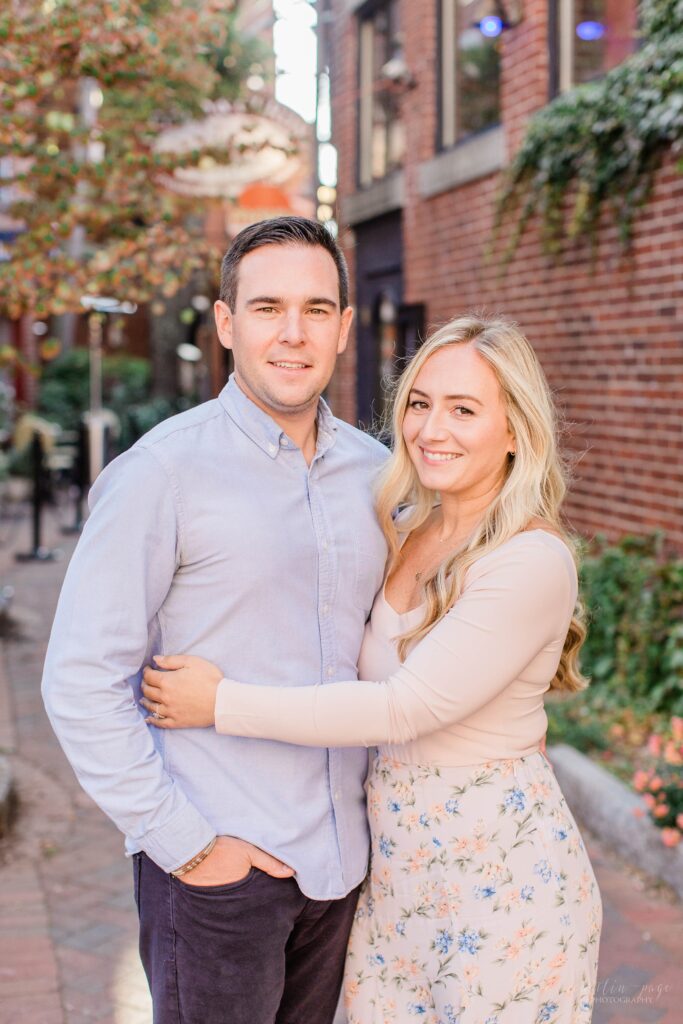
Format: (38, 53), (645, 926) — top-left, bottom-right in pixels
(37, 349), (91, 431)
(38, 349), (152, 433)
(35, 349), (196, 457)
(38, 350), (154, 434)
(549, 534), (683, 756)
(579, 535), (683, 717)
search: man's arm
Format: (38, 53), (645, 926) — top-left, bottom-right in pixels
(41, 445), (216, 872)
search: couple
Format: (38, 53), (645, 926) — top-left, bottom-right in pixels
(43, 216), (601, 1024)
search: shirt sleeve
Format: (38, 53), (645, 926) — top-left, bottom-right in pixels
(215, 539), (576, 748)
(41, 445), (215, 871)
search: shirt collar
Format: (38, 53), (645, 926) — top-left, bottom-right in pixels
(218, 375), (337, 460)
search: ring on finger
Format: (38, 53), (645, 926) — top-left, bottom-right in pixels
(152, 701), (166, 721)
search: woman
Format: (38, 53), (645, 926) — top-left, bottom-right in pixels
(142, 314), (602, 1023)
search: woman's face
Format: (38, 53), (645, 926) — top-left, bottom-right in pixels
(401, 343), (515, 502)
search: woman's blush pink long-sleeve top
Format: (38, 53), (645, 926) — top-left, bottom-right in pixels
(214, 531), (578, 767)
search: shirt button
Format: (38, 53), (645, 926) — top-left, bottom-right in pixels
(268, 443), (277, 455)
(321, 540), (328, 551)
(333, 791), (341, 801)
(322, 604), (329, 615)
(327, 667), (334, 677)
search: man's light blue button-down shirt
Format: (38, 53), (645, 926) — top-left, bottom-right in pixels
(42, 377), (389, 899)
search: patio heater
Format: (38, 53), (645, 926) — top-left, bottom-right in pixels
(80, 295), (137, 483)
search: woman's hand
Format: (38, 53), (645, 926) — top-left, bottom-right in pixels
(141, 654), (223, 729)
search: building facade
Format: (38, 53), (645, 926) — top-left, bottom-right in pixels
(322, 0), (683, 548)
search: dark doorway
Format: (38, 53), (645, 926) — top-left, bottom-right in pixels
(354, 212), (403, 428)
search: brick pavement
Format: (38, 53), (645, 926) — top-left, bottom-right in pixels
(0, 512), (151, 1024)
(0, 507), (681, 1024)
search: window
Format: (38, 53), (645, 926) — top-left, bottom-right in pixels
(358, 1), (405, 186)
(556, 0), (639, 93)
(440, 0), (502, 149)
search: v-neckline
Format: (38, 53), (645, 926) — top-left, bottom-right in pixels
(381, 528), (425, 618)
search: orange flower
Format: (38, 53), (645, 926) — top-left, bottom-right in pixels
(677, 813), (683, 830)
(663, 741), (683, 765)
(648, 734), (663, 757)
(671, 717), (683, 741)
(632, 769), (651, 792)
(653, 804), (670, 818)
(649, 776), (663, 792)
(660, 828), (681, 848)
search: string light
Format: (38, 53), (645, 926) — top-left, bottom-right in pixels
(479, 15), (504, 38)
(576, 21), (606, 41)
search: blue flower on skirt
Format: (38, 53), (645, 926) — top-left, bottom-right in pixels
(533, 859), (552, 883)
(520, 885), (535, 901)
(445, 798), (460, 815)
(457, 928), (482, 955)
(408, 1002), (427, 1015)
(433, 928), (454, 955)
(536, 1001), (559, 1022)
(378, 834), (394, 858)
(474, 884), (496, 900)
(504, 786), (527, 812)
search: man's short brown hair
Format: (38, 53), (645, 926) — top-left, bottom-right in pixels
(219, 216), (349, 312)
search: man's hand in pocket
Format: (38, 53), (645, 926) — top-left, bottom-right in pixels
(178, 836), (294, 887)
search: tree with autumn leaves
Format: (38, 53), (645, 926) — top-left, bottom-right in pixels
(0, 0), (266, 323)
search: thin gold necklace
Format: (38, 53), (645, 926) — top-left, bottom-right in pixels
(414, 527), (462, 582)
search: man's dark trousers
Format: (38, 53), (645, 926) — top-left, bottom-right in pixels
(134, 852), (360, 1024)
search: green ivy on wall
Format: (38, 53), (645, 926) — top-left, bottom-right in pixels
(494, 0), (683, 260)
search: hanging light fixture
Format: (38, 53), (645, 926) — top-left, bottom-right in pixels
(475, 0), (523, 36)
(576, 21), (606, 41)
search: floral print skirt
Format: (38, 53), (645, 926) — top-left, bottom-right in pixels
(344, 752), (601, 1024)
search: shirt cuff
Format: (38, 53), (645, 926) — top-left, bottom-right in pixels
(139, 800), (217, 874)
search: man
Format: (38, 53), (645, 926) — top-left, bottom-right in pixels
(42, 217), (389, 1024)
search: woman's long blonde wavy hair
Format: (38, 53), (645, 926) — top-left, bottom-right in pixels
(376, 313), (587, 692)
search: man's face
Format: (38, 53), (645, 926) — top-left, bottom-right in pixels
(214, 243), (353, 418)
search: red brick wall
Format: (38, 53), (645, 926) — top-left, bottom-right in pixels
(326, 0), (683, 550)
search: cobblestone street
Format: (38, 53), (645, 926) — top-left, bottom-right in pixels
(0, 511), (681, 1023)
